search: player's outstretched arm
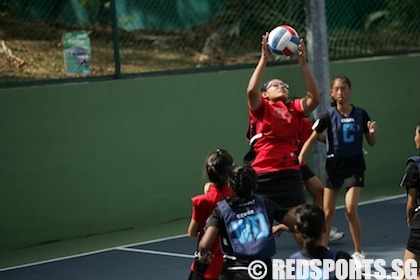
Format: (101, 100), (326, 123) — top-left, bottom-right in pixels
(298, 39), (320, 116)
(247, 32), (271, 111)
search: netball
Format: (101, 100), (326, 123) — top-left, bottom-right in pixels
(267, 25), (300, 56)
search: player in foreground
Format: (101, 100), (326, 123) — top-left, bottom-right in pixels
(290, 203), (352, 280)
(188, 149), (234, 280)
(196, 164), (296, 280)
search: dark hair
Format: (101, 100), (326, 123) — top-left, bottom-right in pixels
(229, 164), (257, 205)
(205, 149), (233, 190)
(329, 97), (337, 107)
(330, 75), (352, 107)
(417, 122), (420, 134)
(261, 79), (276, 92)
(295, 204), (325, 258)
(331, 74), (351, 89)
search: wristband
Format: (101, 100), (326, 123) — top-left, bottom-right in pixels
(194, 251), (208, 259)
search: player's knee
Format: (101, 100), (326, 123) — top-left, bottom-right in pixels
(344, 207), (358, 220)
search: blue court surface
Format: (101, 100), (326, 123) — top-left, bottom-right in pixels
(0, 194), (410, 280)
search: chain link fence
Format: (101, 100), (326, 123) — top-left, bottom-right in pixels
(1, 0), (419, 86)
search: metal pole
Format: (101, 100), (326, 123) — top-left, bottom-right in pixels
(110, 0), (121, 78)
(304, 0), (330, 184)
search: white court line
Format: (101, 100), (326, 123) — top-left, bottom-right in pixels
(335, 193), (405, 209)
(0, 194), (406, 272)
(0, 234), (188, 272)
(116, 247), (194, 259)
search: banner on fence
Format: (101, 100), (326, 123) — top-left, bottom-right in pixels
(63, 31), (91, 75)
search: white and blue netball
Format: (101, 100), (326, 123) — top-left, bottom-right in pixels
(267, 25), (300, 56)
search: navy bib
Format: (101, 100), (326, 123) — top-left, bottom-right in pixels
(218, 195), (275, 260)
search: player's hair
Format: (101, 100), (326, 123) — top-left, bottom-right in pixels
(261, 79), (274, 92)
(205, 148), (233, 190)
(331, 74), (351, 89)
(330, 74), (352, 107)
(295, 204), (325, 258)
(228, 164), (256, 205)
(417, 122), (420, 134)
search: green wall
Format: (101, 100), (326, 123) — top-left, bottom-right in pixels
(1, 54), (419, 251)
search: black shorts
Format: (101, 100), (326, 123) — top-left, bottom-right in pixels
(407, 210), (420, 255)
(255, 169), (306, 208)
(300, 164), (315, 181)
(325, 173), (365, 189)
(326, 155), (365, 189)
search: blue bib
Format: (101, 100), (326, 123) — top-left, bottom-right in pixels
(407, 156), (420, 170)
(328, 107), (364, 158)
(218, 195), (275, 260)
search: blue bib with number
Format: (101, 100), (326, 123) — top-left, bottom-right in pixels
(218, 195), (275, 260)
(328, 106), (364, 158)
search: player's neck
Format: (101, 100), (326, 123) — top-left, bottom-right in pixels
(336, 103), (352, 116)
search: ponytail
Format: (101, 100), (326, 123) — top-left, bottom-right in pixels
(295, 204), (325, 258)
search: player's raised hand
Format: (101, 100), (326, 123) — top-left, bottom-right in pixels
(368, 120), (377, 134)
(261, 32), (272, 60)
(297, 38), (307, 66)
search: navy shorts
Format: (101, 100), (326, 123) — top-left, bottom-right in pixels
(325, 173), (365, 189)
(325, 155), (366, 189)
(255, 169), (306, 208)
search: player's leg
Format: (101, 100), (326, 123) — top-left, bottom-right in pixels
(403, 209), (420, 279)
(401, 249), (420, 280)
(322, 187), (340, 247)
(304, 175), (324, 207)
(302, 165), (343, 242)
(344, 186), (362, 253)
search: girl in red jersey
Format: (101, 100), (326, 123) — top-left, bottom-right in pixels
(244, 32), (320, 219)
(188, 148), (234, 280)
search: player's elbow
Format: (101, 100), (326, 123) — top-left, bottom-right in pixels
(311, 94), (321, 108)
(188, 231), (198, 238)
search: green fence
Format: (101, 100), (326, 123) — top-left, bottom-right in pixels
(1, 54), (419, 251)
(1, 0), (419, 85)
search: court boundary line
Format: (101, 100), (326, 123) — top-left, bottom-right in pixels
(116, 247), (194, 259)
(0, 234), (188, 272)
(335, 193), (405, 209)
(0, 194), (406, 273)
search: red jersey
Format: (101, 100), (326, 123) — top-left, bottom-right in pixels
(190, 183), (233, 279)
(298, 117), (313, 167)
(248, 98), (304, 173)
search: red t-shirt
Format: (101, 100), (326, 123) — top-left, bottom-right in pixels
(249, 98), (304, 173)
(298, 117), (313, 167)
(190, 183), (233, 279)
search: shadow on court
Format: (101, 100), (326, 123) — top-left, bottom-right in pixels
(0, 195), (409, 280)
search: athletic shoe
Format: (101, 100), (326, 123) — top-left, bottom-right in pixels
(351, 251), (365, 271)
(329, 227), (344, 242)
